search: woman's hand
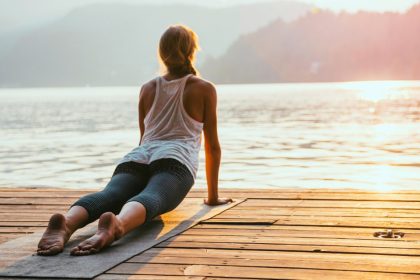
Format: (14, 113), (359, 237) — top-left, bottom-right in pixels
(204, 197), (233, 206)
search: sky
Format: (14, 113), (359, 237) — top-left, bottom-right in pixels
(1, 0), (418, 11)
(1, 0), (419, 34)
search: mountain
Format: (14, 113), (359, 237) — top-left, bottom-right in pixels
(0, 1), (310, 87)
(202, 4), (420, 83)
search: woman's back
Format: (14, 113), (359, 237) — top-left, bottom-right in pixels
(140, 74), (210, 126)
(141, 74), (203, 144)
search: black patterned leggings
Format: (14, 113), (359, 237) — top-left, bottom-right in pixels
(71, 158), (194, 223)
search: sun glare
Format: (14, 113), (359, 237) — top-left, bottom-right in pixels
(342, 81), (409, 102)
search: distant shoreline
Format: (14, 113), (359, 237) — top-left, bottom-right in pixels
(1, 79), (420, 90)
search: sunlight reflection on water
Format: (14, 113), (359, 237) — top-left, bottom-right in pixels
(0, 81), (419, 190)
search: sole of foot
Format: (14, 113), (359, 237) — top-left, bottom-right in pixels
(70, 212), (123, 256)
(37, 213), (70, 256)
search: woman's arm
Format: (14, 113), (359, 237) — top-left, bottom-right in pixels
(202, 83), (233, 206)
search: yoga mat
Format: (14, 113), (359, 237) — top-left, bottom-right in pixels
(0, 198), (242, 279)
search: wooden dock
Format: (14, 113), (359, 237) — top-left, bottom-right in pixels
(1, 187), (420, 279)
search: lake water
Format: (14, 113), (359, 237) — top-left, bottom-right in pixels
(1, 81), (419, 191)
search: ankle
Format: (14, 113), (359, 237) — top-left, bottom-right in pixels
(64, 222), (75, 237)
(62, 217), (81, 238)
(114, 216), (125, 240)
(64, 215), (87, 234)
(65, 205), (89, 233)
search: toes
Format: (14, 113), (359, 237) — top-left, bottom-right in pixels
(38, 242), (61, 251)
(70, 246), (79, 255)
(38, 241), (55, 249)
(78, 243), (93, 251)
(37, 245), (62, 256)
(82, 244), (93, 250)
(70, 245), (85, 255)
(70, 238), (102, 256)
(71, 249), (84, 256)
(89, 248), (98, 254)
(37, 249), (47, 255)
(70, 244), (93, 256)
(71, 247), (98, 256)
(70, 247), (83, 256)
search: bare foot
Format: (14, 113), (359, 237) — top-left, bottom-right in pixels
(37, 213), (71, 256)
(70, 212), (123, 256)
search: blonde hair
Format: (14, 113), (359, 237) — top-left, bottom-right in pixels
(158, 24), (199, 76)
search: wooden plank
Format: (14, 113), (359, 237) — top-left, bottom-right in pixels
(141, 246), (415, 258)
(0, 236), (17, 244)
(218, 188), (420, 194)
(203, 216), (420, 229)
(0, 189), (94, 194)
(0, 214), (58, 221)
(183, 227), (420, 241)
(0, 232), (25, 239)
(0, 191), (91, 198)
(0, 197), (207, 206)
(272, 216), (420, 229)
(165, 234), (420, 249)
(193, 223), (420, 234)
(128, 253), (420, 274)
(0, 197), (75, 205)
(0, 227), (40, 233)
(188, 192), (420, 201)
(0, 187), (96, 192)
(220, 207), (420, 218)
(0, 221), (46, 227)
(0, 205), (69, 211)
(195, 188), (420, 194)
(107, 263), (420, 280)
(240, 199), (420, 209)
(157, 241), (420, 256)
(200, 219), (276, 225)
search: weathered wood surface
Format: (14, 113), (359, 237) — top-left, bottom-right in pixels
(0, 187), (419, 279)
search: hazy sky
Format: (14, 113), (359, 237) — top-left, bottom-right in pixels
(1, 0), (419, 34)
(2, 0), (418, 11)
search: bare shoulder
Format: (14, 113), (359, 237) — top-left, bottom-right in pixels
(139, 78), (157, 97)
(187, 76), (217, 98)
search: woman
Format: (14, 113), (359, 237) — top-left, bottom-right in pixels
(37, 25), (232, 256)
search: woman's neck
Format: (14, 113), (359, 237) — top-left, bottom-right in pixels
(163, 73), (188, 81)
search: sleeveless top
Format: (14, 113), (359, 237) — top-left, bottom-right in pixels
(117, 74), (204, 179)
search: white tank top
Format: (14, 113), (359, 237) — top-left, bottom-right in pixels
(118, 74), (204, 179)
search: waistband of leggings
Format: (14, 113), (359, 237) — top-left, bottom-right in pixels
(113, 158), (194, 183)
(112, 161), (149, 178)
(149, 158), (194, 183)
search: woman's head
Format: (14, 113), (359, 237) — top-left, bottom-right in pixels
(158, 25), (199, 76)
